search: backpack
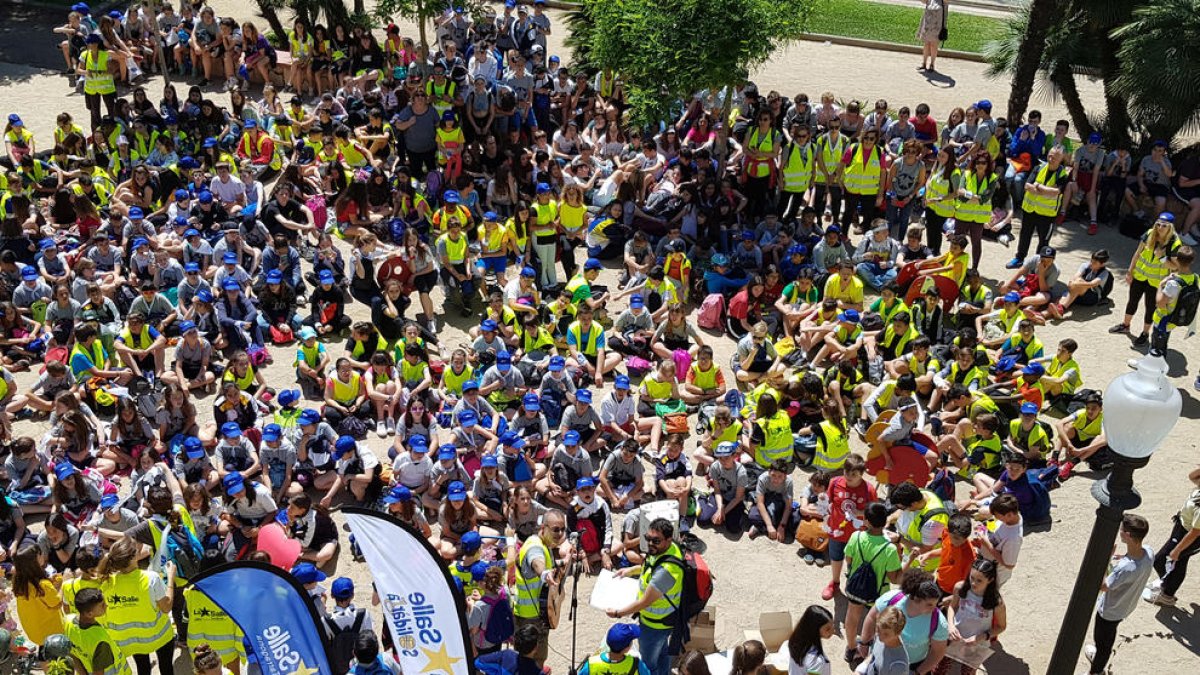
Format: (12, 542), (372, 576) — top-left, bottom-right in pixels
(927, 469), (956, 503)
(672, 349), (692, 384)
(164, 526), (205, 581)
(1168, 275), (1200, 327)
(651, 550), (713, 625)
(697, 293), (725, 330)
(307, 193), (329, 232)
(843, 537), (889, 605)
(481, 589), (515, 646)
(325, 608), (367, 675)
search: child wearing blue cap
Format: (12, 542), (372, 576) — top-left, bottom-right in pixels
(426, 444), (470, 511)
(537, 429), (591, 508)
(259, 423), (298, 502)
(321, 435), (383, 509)
(579, 624), (649, 675)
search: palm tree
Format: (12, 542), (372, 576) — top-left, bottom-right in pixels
(1113, 0), (1200, 142)
(1004, 0), (1061, 124)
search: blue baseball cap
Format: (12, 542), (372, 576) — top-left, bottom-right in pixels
(462, 379), (479, 391)
(174, 189), (189, 201)
(299, 409), (321, 425)
(1021, 362), (1046, 376)
(244, 119), (257, 129)
(383, 485), (413, 504)
(54, 463), (78, 482)
(277, 389), (300, 407)
(291, 562), (326, 584)
(1087, 132), (1102, 144)
(222, 278), (241, 291)
(184, 261), (200, 273)
(39, 238), (57, 251)
(177, 320), (197, 333)
(712, 253), (729, 266)
(438, 444), (458, 461)
(196, 288), (213, 303)
(548, 356), (566, 372)
(333, 435), (357, 458)
(1157, 212), (1175, 223)
(20, 266), (38, 280)
(443, 190), (460, 204)
(101, 493), (120, 510)
(483, 211), (498, 222)
(447, 481), (468, 501)
(575, 476), (596, 490)
(222, 472), (245, 495)
(202, 137), (218, 149)
(839, 309), (861, 324)
(826, 224), (841, 235)
(409, 435), (429, 452)
(606, 624), (641, 652)
(266, 269), (284, 284)
(715, 441), (737, 457)
(184, 229), (200, 239)
(1020, 402), (1039, 415)
(470, 560), (491, 581)
(564, 430), (581, 445)
(128, 207), (144, 220)
(501, 430), (527, 448)
(584, 257), (603, 271)
(331, 577), (355, 599)
(459, 409), (479, 427)
(481, 454), (498, 468)
(536, 183), (551, 194)
(576, 389), (592, 404)
(179, 156), (199, 169)
(131, 237), (148, 249)
(480, 319), (498, 332)
(184, 436), (204, 459)
(1003, 291), (1021, 303)
(741, 230), (755, 241)
(174, 215), (189, 228)
(460, 531), (482, 552)
(220, 422), (242, 438)
(520, 266), (537, 278)
(976, 99), (993, 112)
(522, 393), (541, 412)
(222, 252), (238, 265)
(318, 269), (335, 285)
(198, 190), (214, 203)
(614, 375), (631, 390)
(788, 243), (808, 256)
(630, 294), (645, 309)
(261, 424), (283, 442)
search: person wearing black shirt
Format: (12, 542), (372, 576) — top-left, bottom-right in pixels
(260, 183), (312, 243)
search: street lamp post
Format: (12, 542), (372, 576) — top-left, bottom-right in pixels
(1046, 355), (1181, 675)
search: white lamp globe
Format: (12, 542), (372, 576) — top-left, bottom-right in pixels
(1102, 355), (1182, 460)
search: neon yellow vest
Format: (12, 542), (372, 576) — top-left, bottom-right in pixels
(957, 172), (994, 224)
(1021, 163), (1067, 217)
(66, 614), (131, 675)
(102, 570), (174, 655)
(843, 144), (883, 196)
(184, 587), (246, 664)
(812, 420), (849, 470)
(514, 536), (553, 619)
(638, 542), (685, 629)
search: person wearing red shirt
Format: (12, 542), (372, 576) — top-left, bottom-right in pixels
(823, 454), (877, 601)
(235, 120), (280, 180)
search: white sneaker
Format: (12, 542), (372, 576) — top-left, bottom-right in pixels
(1084, 644), (1096, 663)
(376, 420), (387, 438)
(1149, 578), (1163, 592)
(1143, 588), (1177, 606)
(427, 319), (437, 334)
(385, 417), (396, 435)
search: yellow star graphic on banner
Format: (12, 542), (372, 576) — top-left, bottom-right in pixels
(291, 660), (320, 675)
(420, 643), (463, 674)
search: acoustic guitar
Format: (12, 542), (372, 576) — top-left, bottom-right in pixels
(540, 554), (569, 629)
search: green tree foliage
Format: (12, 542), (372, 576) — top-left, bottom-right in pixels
(576, 0), (813, 126)
(375, 0), (488, 51)
(1113, 0), (1200, 142)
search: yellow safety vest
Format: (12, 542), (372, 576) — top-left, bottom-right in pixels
(1153, 272), (1198, 327)
(222, 364), (257, 391)
(957, 434), (1003, 479)
(568, 320), (601, 356)
(1009, 419), (1050, 455)
(240, 132), (282, 171)
(437, 232), (469, 265)
(881, 323), (919, 357)
(688, 363), (719, 391)
(1021, 163), (1067, 217)
(966, 391), (999, 420)
(295, 342), (323, 368)
(337, 139), (368, 168)
(532, 201), (559, 237)
(843, 143), (883, 196)
(66, 614), (131, 675)
(331, 372), (362, 405)
(949, 362), (988, 390)
(560, 201), (587, 233)
(442, 364), (474, 396)
(84, 50), (116, 95)
(449, 561), (476, 595)
(184, 587), (246, 664)
(925, 169), (958, 218)
(289, 31), (313, 58)
(643, 374), (674, 401)
(781, 142), (814, 193)
(564, 273), (591, 304)
(120, 324), (154, 351)
(478, 224), (508, 256)
(1073, 411), (1103, 442)
(812, 420), (849, 470)
(906, 492), (949, 570)
(957, 172), (994, 224)
(514, 536), (553, 619)
(638, 542), (685, 629)
(70, 340), (107, 379)
(103, 570), (174, 655)
(755, 411), (794, 468)
(147, 507), (199, 586)
(1046, 356), (1081, 395)
(1132, 236), (1180, 286)
(815, 133), (848, 184)
(350, 333), (389, 359)
(585, 654), (640, 675)
(745, 127), (778, 178)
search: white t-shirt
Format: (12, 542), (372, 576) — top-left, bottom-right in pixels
(983, 517), (1023, 587)
(209, 175), (247, 205)
(788, 647), (831, 675)
(337, 446), (380, 476)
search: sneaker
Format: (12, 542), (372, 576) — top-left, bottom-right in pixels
(1132, 332), (1148, 346)
(1147, 578), (1163, 593)
(748, 526), (760, 540)
(1005, 257), (1022, 269)
(820, 581), (839, 601)
(802, 553), (815, 565)
(427, 319), (437, 334)
(1084, 644), (1096, 663)
(998, 233), (1012, 247)
(854, 419), (869, 436)
(1182, 232), (1199, 246)
(376, 420), (387, 438)
(1059, 461), (1075, 481)
(386, 417), (396, 435)
(1144, 589), (1177, 606)
(198, 77), (210, 87)
(1108, 323), (1129, 334)
(1088, 222), (1099, 235)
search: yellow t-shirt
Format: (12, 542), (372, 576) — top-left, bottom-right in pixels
(823, 273), (864, 306)
(16, 579), (65, 644)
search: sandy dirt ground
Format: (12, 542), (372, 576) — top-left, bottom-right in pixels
(2, 4), (1197, 675)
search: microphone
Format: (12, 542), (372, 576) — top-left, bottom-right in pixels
(568, 531), (581, 548)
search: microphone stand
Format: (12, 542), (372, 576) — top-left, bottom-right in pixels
(567, 532), (584, 675)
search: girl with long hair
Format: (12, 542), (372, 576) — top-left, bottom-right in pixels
(12, 545), (64, 644)
(936, 559), (1006, 675)
(786, 605), (835, 675)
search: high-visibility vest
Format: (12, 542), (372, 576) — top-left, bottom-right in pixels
(1009, 419), (1050, 454)
(449, 561), (476, 595)
(949, 362), (988, 389)
(426, 79), (458, 115)
(925, 168), (958, 218)
(295, 342), (323, 368)
(240, 132), (282, 171)
(70, 340), (107, 379)
(120, 324), (155, 351)
(1072, 410), (1103, 442)
(688, 363), (719, 391)
(755, 411), (794, 467)
(812, 420), (849, 470)
(881, 323), (919, 357)
(815, 133), (848, 184)
(643, 374), (673, 401)
(638, 542), (685, 629)
(560, 201), (587, 234)
(442, 364), (474, 396)
(780, 142), (814, 193)
(1045, 356), (1081, 395)
(1021, 163), (1068, 217)
(586, 654), (641, 675)
(842, 143), (883, 196)
(147, 507), (199, 586)
(564, 273), (591, 304)
(959, 434), (1003, 477)
(66, 615), (131, 675)
(103, 570), (174, 655)
(84, 50), (116, 95)
(184, 587), (246, 664)
(745, 127), (778, 178)
(437, 232), (469, 264)
(223, 364), (257, 391)
(905, 492), (949, 570)
(966, 392), (999, 420)
(432, 204), (472, 233)
(349, 333), (389, 359)
(331, 372), (362, 406)
(567, 320), (601, 356)
(289, 31), (313, 58)
(532, 200), (559, 236)
(957, 172), (994, 223)
(1153, 272), (1198, 327)
(514, 536), (553, 619)
(478, 223), (508, 256)
(1132, 236), (1180, 285)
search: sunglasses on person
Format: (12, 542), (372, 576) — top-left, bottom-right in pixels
(549, 526), (566, 534)
(644, 535), (664, 545)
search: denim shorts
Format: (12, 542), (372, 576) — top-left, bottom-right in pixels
(828, 538), (849, 562)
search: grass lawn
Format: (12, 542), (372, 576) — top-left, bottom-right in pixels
(805, 0), (1005, 53)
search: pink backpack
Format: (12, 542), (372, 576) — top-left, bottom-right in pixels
(625, 355), (652, 376)
(673, 349), (692, 383)
(697, 293), (725, 329)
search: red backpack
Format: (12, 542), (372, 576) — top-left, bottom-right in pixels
(650, 549), (714, 624)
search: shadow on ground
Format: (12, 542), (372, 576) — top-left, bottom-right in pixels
(0, 1), (76, 78)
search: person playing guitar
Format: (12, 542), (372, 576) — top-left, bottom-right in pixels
(513, 509), (571, 666)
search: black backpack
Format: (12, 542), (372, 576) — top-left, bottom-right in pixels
(1169, 275), (1200, 327)
(843, 538), (889, 605)
(325, 608), (366, 675)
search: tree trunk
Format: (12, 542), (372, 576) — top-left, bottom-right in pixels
(1007, 0), (1059, 123)
(416, 0), (430, 53)
(1098, 33), (1132, 146)
(354, 0), (365, 15)
(1051, 64), (1092, 139)
(256, 0), (288, 44)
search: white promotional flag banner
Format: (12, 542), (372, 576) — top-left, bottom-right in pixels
(344, 509), (474, 675)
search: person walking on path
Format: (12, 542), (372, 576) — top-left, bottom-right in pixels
(1086, 514), (1154, 675)
(1143, 467), (1200, 607)
(918, 0), (948, 72)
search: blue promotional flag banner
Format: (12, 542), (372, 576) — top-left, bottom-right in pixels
(344, 508), (475, 675)
(190, 562), (332, 675)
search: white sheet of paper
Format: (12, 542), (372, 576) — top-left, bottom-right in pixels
(588, 569), (641, 611)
